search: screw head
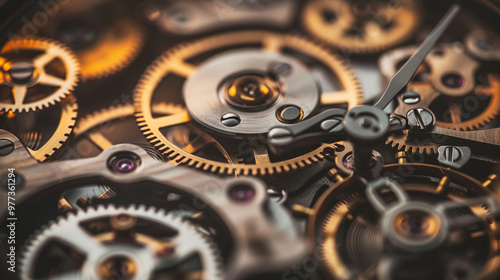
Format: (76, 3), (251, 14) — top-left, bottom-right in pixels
(402, 91), (421, 104)
(3, 60), (37, 84)
(476, 37), (495, 52)
(221, 113), (241, 127)
(406, 108), (435, 131)
(0, 139), (14, 156)
(269, 62), (292, 76)
(276, 105), (303, 124)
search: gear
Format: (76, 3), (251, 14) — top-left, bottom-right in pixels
(302, 0), (421, 54)
(62, 103), (182, 160)
(135, 31), (362, 176)
(309, 164), (500, 280)
(0, 38), (80, 113)
(21, 204), (223, 280)
(0, 94), (78, 161)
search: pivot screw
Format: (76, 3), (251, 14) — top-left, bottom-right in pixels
(476, 37), (495, 52)
(407, 108), (434, 131)
(277, 105), (303, 124)
(0, 140), (14, 156)
(269, 62), (292, 76)
(221, 113), (241, 127)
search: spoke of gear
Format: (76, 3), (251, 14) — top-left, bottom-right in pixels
(21, 204), (223, 280)
(135, 31), (362, 176)
(0, 94), (78, 161)
(302, 0), (421, 54)
(0, 38), (80, 113)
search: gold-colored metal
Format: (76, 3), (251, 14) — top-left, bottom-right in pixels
(292, 204), (316, 217)
(327, 168), (344, 182)
(483, 174), (498, 188)
(135, 31), (363, 176)
(302, 0), (421, 54)
(395, 151), (408, 164)
(0, 38), (80, 113)
(76, 19), (145, 81)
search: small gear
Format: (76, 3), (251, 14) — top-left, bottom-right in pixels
(385, 132), (441, 154)
(21, 204), (223, 280)
(302, 0), (421, 54)
(135, 31), (362, 176)
(0, 94), (78, 161)
(0, 37), (80, 113)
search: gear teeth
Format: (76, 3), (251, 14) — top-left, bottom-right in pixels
(134, 31), (363, 176)
(21, 204), (223, 280)
(0, 37), (80, 113)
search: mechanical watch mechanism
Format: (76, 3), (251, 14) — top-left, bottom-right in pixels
(0, 1), (499, 280)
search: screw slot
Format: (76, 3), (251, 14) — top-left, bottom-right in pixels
(221, 113), (241, 127)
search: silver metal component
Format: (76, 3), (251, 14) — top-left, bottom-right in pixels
(437, 146), (471, 169)
(406, 108), (435, 131)
(184, 50), (320, 135)
(20, 205), (223, 280)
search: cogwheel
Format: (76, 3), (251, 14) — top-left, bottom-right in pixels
(73, 19), (145, 81)
(20, 204), (223, 280)
(0, 94), (78, 161)
(302, 0), (421, 54)
(135, 31), (362, 176)
(386, 132), (441, 154)
(0, 37), (80, 113)
(64, 102), (182, 160)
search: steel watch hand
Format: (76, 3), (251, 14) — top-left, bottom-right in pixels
(374, 4), (461, 110)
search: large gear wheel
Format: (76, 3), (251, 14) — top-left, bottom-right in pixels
(20, 204), (223, 280)
(135, 31), (362, 176)
(302, 0), (421, 54)
(0, 38), (80, 113)
(0, 94), (78, 161)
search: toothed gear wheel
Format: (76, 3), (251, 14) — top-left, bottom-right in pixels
(135, 31), (362, 176)
(0, 94), (78, 161)
(302, 0), (421, 54)
(20, 205), (223, 280)
(0, 38), (80, 113)
(385, 132), (441, 154)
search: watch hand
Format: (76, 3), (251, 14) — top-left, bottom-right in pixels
(374, 4), (461, 110)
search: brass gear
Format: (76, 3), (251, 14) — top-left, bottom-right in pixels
(302, 0), (421, 54)
(0, 94), (78, 161)
(0, 38), (79, 113)
(135, 31), (362, 176)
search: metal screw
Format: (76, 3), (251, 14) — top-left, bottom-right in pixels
(0, 140), (14, 156)
(407, 108), (434, 131)
(277, 105), (303, 123)
(221, 113), (241, 127)
(476, 37), (495, 52)
(269, 62), (292, 76)
(443, 146), (461, 162)
(108, 153), (140, 173)
(321, 119), (342, 132)
(402, 91), (421, 104)
(267, 127), (293, 146)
